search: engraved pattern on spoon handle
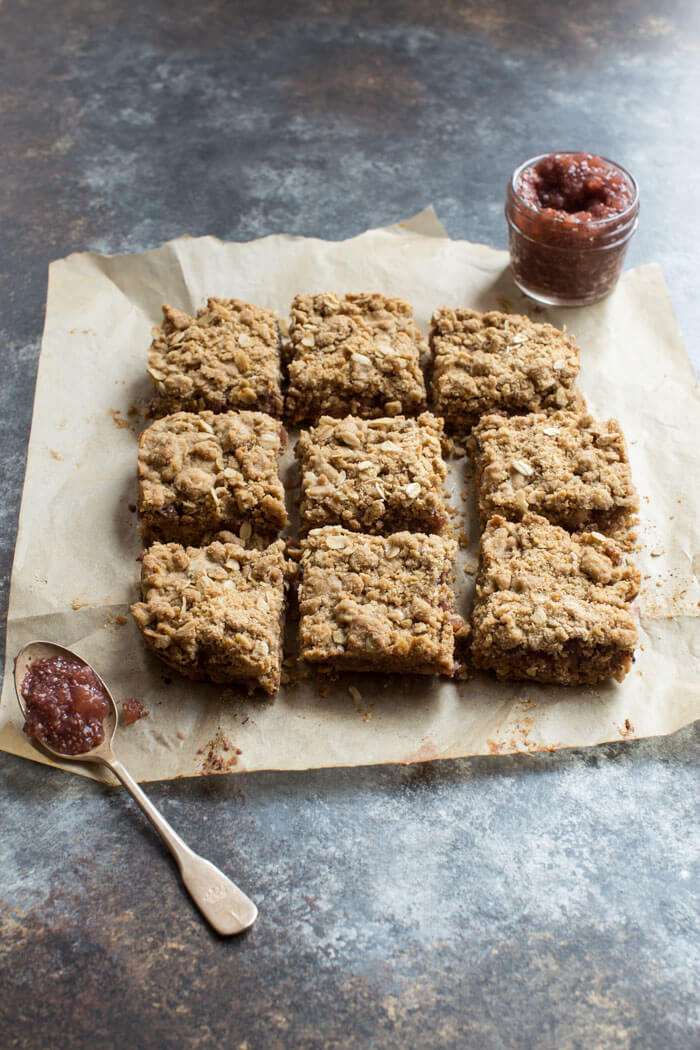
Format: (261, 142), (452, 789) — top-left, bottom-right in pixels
(106, 756), (257, 936)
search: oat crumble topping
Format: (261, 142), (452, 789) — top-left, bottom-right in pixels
(296, 412), (448, 535)
(138, 410), (287, 545)
(471, 513), (640, 685)
(430, 308), (582, 431)
(469, 409), (638, 539)
(148, 299), (283, 417)
(285, 292), (427, 424)
(131, 539), (288, 693)
(298, 526), (465, 675)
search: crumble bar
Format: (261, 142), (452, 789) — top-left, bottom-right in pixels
(430, 308), (582, 431)
(137, 410), (287, 545)
(471, 513), (640, 685)
(469, 409), (638, 538)
(130, 539), (288, 694)
(285, 292), (428, 424)
(298, 526), (466, 675)
(147, 298), (283, 417)
(296, 413), (449, 536)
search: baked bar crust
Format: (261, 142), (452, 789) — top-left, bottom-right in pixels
(469, 409), (638, 538)
(296, 413), (449, 536)
(137, 410), (287, 545)
(130, 539), (288, 694)
(430, 308), (582, 431)
(285, 292), (427, 424)
(298, 526), (465, 675)
(471, 514), (640, 685)
(147, 299), (283, 417)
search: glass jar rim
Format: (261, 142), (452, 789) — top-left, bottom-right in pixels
(509, 151), (640, 228)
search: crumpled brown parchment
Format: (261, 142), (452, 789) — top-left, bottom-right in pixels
(1, 209), (698, 782)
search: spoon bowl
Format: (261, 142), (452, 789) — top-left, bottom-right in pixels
(14, 640), (257, 936)
(14, 639), (118, 762)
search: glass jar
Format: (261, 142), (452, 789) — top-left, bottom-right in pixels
(505, 152), (639, 306)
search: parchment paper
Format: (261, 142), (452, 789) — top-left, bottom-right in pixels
(2, 209), (699, 782)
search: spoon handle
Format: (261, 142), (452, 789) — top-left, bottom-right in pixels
(105, 756), (258, 936)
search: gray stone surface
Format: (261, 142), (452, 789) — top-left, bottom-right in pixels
(0, 2), (698, 1048)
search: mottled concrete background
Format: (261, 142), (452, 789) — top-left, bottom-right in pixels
(0, 2), (698, 1048)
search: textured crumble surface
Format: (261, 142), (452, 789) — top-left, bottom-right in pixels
(430, 308), (582, 431)
(147, 298), (283, 416)
(137, 410), (287, 544)
(296, 412), (448, 535)
(472, 513), (640, 685)
(469, 409), (639, 537)
(130, 539), (287, 693)
(285, 292), (427, 424)
(298, 526), (464, 675)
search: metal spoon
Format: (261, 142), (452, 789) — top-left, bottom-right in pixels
(14, 640), (257, 937)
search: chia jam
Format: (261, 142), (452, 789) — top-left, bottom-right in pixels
(21, 655), (111, 755)
(506, 152), (639, 306)
(122, 697), (149, 725)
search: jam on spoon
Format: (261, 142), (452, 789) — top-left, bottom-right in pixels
(21, 654), (112, 754)
(15, 640), (257, 936)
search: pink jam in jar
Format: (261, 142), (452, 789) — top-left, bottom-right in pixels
(506, 152), (639, 306)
